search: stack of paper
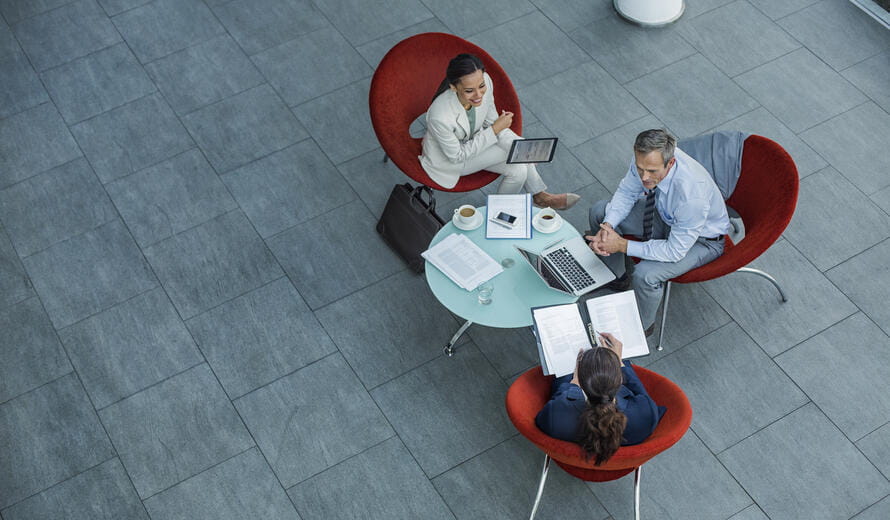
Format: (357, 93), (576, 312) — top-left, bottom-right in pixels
(422, 233), (503, 290)
(486, 193), (532, 239)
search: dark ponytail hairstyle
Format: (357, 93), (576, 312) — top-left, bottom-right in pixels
(431, 53), (486, 103)
(576, 348), (627, 465)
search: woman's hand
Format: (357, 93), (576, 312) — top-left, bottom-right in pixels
(599, 332), (624, 366)
(491, 110), (513, 135)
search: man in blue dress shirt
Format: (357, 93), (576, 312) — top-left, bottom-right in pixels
(587, 129), (730, 333)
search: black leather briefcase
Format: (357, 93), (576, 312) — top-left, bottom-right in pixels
(376, 183), (445, 273)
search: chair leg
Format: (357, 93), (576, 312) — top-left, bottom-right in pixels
(735, 267), (788, 302)
(656, 281), (671, 351)
(529, 454), (551, 520)
(633, 466), (642, 520)
(443, 320), (473, 357)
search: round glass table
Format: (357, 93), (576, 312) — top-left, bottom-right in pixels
(426, 206), (580, 355)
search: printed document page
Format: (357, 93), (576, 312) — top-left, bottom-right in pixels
(486, 193), (532, 239)
(532, 304), (593, 376)
(585, 290), (649, 358)
(422, 233), (503, 290)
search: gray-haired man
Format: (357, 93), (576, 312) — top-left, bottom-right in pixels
(587, 129), (730, 334)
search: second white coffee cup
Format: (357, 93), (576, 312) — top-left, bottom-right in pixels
(536, 207), (560, 230)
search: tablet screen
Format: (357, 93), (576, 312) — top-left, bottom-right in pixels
(506, 137), (558, 164)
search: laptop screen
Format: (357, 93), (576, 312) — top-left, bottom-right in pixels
(515, 247), (570, 293)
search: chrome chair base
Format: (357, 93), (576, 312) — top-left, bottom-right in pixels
(528, 454), (643, 519)
(655, 267), (788, 351)
(443, 320), (473, 356)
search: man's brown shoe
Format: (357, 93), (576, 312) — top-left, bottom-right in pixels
(645, 324), (655, 337)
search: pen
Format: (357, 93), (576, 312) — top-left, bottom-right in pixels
(591, 326), (615, 348)
(488, 218), (512, 229)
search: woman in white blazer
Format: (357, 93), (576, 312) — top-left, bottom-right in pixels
(419, 54), (579, 209)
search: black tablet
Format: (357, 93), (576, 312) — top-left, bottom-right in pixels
(506, 137), (558, 164)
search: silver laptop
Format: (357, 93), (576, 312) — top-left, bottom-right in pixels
(514, 236), (616, 296)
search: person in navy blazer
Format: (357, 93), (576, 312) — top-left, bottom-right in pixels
(536, 333), (666, 464)
(419, 53), (578, 209)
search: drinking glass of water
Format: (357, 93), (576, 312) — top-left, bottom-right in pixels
(477, 282), (493, 305)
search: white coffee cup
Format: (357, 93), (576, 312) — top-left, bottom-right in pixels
(454, 204), (477, 225)
(536, 207), (560, 230)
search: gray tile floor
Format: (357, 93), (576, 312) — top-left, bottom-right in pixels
(1, 0), (890, 518)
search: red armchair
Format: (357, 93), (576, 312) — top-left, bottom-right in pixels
(653, 134), (799, 350)
(368, 32), (522, 192)
(506, 366), (692, 520)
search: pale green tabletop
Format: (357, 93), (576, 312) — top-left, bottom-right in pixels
(425, 206), (580, 329)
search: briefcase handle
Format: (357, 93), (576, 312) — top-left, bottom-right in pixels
(410, 185), (437, 213)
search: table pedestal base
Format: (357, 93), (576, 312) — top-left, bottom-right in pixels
(444, 320), (473, 356)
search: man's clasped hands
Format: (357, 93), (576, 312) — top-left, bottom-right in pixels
(585, 223), (628, 257)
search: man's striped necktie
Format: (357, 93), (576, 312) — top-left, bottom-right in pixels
(642, 189), (657, 240)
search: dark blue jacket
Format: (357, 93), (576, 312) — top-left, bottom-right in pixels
(535, 363), (666, 446)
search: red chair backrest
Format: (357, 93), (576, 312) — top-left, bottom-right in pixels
(673, 134), (799, 283)
(369, 32), (521, 192)
(505, 366), (692, 482)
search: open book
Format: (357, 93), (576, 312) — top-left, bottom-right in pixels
(531, 290), (649, 377)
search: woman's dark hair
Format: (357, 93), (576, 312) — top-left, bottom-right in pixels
(432, 53), (486, 103)
(576, 348), (627, 465)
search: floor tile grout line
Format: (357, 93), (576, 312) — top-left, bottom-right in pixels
(229, 350), (341, 404)
(18, 294), (155, 520)
(645, 319), (738, 370)
(96, 0), (152, 19)
(108, 0), (231, 68)
(99, 145), (203, 191)
(682, 425), (760, 517)
(0, 369), (73, 408)
(0, 453), (120, 513)
(800, 396), (890, 484)
(424, 431), (535, 517)
(567, 112), (665, 155)
(180, 273), (288, 327)
(282, 433), (403, 516)
(92, 359), (206, 414)
(757, 0), (818, 23)
(710, 399), (812, 457)
(839, 46), (890, 73)
(14, 0), (127, 75)
(1, 0), (80, 26)
(857, 418), (890, 445)
(134, 53), (316, 317)
(352, 14), (443, 71)
(260, 195), (375, 252)
(784, 168), (890, 271)
(849, 493), (890, 520)
(136, 443), (257, 503)
(220, 348), (395, 515)
(157, 348), (304, 513)
(284, 73), (371, 117)
(698, 237), (859, 355)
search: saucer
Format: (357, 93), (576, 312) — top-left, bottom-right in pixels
(453, 211), (483, 231)
(533, 215), (563, 234)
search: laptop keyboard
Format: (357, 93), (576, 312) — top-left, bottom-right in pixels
(545, 247), (595, 290)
